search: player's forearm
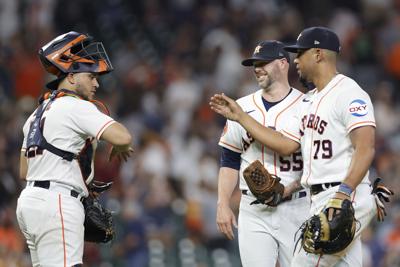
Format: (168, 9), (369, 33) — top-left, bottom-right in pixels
(217, 167), (239, 206)
(343, 145), (374, 190)
(237, 112), (299, 155)
(19, 151), (27, 180)
(343, 126), (375, 190)
(283, 180), (303, 198)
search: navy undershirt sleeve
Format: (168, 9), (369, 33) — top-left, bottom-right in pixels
(220, 147), (241, 170)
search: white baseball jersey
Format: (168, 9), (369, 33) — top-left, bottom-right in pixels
(219, 88), (304, 188)
(219, 88), (310, 267)
(17, 95), (115, 267)
(21, 96), (115, 196)
(282, 74), (376, 187)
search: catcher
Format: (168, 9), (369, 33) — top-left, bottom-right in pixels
(16, 31), (133, 267)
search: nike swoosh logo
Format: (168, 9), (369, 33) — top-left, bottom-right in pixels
(302, 99), (311, 102)
(246, 110), (256, 114)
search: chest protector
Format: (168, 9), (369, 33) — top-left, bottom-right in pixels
(26, 89), (97, 180)
(26, 90), (77, 161)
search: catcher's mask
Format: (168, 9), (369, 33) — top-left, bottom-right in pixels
(39, 31), (113, 90)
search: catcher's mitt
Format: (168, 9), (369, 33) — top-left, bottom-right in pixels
(83, 195), (114, 243)
(371, 177), (394, 222)
(243, 160), (284, 206)
(300, 198), (356, 255)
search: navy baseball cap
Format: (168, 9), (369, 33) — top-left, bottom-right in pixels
(241, 40), (290, 66)
(284, 27), (341, 53)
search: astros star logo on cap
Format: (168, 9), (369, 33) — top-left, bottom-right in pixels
(254, 45), (262, 54)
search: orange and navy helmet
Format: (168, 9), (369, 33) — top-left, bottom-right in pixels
(38, 31), (113, 89)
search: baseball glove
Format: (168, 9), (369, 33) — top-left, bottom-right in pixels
(243, 160), (284, 206)
(83, 195), (114, 243)
(371, 177), (394, 222)
(300, 198), (356, 255)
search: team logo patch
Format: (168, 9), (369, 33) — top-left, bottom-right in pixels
(348, 99), (368, 117)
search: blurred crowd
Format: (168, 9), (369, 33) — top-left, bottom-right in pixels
(0, 0), (399, 266)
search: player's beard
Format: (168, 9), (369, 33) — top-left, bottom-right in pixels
(258, 74), (273, 91)
(299, 76), (308, 88)
(299, 76), (316, 91)
(75, 84), (91, 100)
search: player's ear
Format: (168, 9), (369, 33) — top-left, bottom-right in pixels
(66, 73), (76, 84)
(279, 58), (288, 68)
(314, 49), (322, 63)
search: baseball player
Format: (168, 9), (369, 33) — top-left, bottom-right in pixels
(211, 27), (377, 267)
(217, 40), (310, 267)
(16, 32), (133, 267)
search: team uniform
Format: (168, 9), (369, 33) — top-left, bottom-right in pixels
(16, 95), (115, 267)
(282, 74), (377, 266)
(219, 88), (310, 267)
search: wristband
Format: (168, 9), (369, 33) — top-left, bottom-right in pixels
(338, 183), (353, 197)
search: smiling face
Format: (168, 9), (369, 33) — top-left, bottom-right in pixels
(72, 72), (99, 100)
(253, 59), (282, 90)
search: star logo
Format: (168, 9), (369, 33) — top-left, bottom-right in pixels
(254, 45), (262, 54)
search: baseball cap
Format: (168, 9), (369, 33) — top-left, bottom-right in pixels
(241, 40), (290, 66)
(284, 27), (341, 53)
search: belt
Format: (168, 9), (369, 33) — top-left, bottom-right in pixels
(241, 189), (307, 202)
(30, 180), (84, 202)
(310, 182), (340, 195)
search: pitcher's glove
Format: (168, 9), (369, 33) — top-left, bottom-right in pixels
(83, 195), (114, 243)
(243, 160), (284, 206)
(300, 198), (356, 255)
(371, 177), (394, 222)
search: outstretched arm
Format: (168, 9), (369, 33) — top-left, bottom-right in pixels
(210, 93), (300, 156)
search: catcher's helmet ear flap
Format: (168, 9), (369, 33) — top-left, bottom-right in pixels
(39, 31), (113, 89)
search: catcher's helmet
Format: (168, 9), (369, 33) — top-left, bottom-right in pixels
(39, 31), (113, 89)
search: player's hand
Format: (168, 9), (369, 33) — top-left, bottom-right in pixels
(282, 186), (292, 199)
(108, 145), (134, 162)
(371, 177), (394, 221)
(326, 194), (351, 221)
(209, 93), (244, 122)
(216, 203), (237, 240)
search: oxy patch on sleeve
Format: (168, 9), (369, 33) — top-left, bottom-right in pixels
(348, 99), (368, 117)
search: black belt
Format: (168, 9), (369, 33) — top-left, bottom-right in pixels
(241, 190), (307, 202)
(310, 182), (340, 195)
(33, 180), (83, 202)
